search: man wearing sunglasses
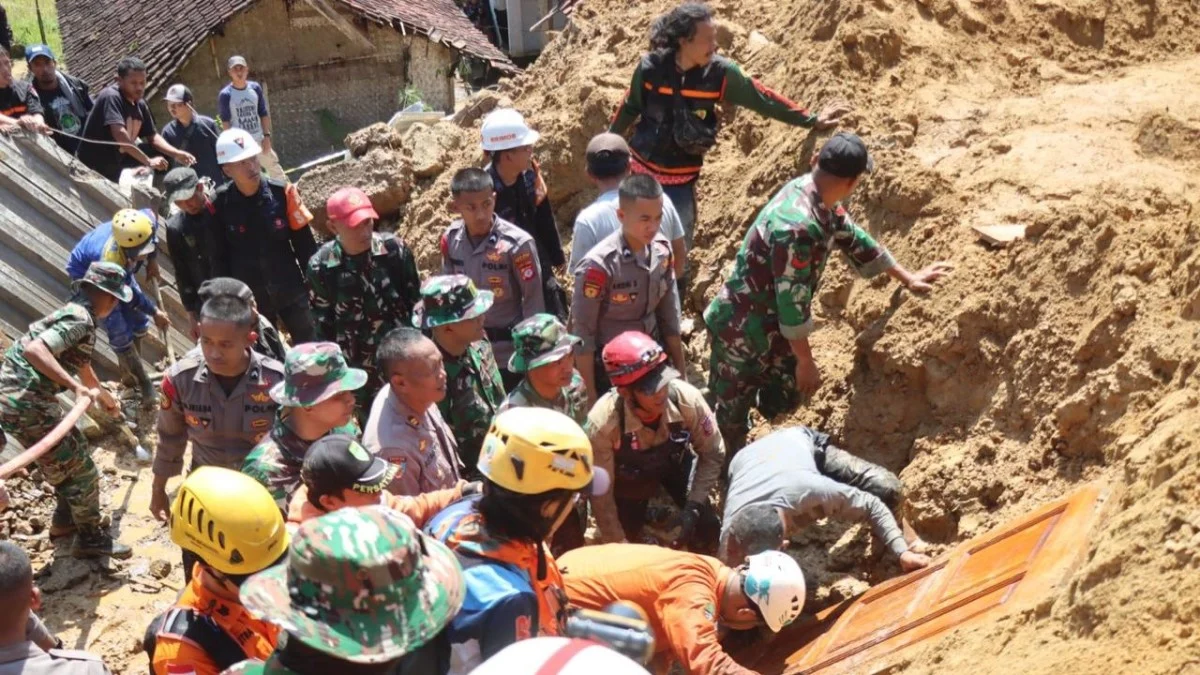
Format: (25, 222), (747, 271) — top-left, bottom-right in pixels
(584, 331), (723, 550)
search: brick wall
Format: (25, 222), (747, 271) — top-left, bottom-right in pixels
(156, 0), (455, 168)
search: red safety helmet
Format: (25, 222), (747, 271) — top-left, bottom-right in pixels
(602, 332), (667, 387)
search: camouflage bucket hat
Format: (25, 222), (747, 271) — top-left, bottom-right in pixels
(73, 261), (133, 303)
(411, 274), (494, 330)
(269, 342), (368, 407)
(240, 506), (465, 663)
(508, 313), (582, 374)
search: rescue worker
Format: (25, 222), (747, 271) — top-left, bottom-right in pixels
(571, 175), (683, 404)
(570, 133), (686, 286)
(441, 167), (544, 388)
(146, 468), (287, 675)
(211, 127), (318, 343)
(481, 108), (568, 319)
(197, 278), (287, 362)
(704, 133), (952, 448)
(611, 1), (850, 268)
(721, 426), (932, 571)
(308, 187), (421, 419)
(241, 342), (365, 513)
(586, 331), (723, 549)
(163, 167), (218, 333)
(426, 407), (612, 674)
(0, 262), (132, 559)
(222, 506), (465, 674)
(65, 208), (169, 406)
(473, 638), (649, 675)
(362, 328), (462, 495)
(499, 313), (590, 555)
(286, 433), (475, 527)
(561, 546), (805, 675)
(417, 275), (505, 473)
(498, 314), (587, 424)
(0, 542), (111, 674)
(152, 292), (286, 580)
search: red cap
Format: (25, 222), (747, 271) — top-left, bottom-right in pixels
(326, 187), (379, 228)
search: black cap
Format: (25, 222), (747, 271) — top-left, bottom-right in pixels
(817, 132), (874, 178)
(632, 363), (680, 395)
(301, 434), (398, 500)
(163, 167), (199, 203)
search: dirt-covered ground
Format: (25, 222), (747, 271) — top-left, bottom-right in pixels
(12, 0), (1200, 672)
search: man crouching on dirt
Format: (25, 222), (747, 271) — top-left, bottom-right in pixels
(584, 331), (723, 550)
(561, 545), (805, 675)
(720, 426), (932, 572)
(0, 262), (132, 559)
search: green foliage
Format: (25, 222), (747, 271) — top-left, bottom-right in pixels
(6, 0), (64, 65)
(398, 84), (424, 109)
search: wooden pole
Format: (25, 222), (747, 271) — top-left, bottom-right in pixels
(35, 0), (49, 46)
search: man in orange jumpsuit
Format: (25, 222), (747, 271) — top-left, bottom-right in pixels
(560, 544), (806, 675)
(146, 468), (288, 675)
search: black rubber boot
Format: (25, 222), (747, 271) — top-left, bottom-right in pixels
(116, 350), (139, 388)
(49, 493), (76, 538)
(125, 349), (157, 410)
(72, 526), (133, 560)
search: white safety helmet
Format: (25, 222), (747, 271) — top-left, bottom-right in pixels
(215, 128), (262, 164)
(480, 107), (540, 151)
(472, 637), (649, 675)
(743, 550), (806, 632)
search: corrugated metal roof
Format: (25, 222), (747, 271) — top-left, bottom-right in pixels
(0, 132), (194, 379)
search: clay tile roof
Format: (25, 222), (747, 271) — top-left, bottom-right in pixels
(59, 0), (516, 97)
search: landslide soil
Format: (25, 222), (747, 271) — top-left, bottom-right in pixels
(19, 0), (1200, 672)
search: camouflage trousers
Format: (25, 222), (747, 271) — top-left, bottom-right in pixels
(706, 328), (800, 452)
(0, 398), (101, 526)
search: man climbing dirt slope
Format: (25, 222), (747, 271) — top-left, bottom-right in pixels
(5, 0), (1199, 673)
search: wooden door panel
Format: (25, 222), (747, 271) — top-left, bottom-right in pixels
(732, 483), (1108, 675)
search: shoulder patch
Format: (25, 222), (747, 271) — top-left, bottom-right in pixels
(440, 232), (449, 257)
(514, 250), (536, 282)
(582, 266), (607, 299)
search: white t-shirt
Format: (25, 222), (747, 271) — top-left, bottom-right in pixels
(217, 81), (269, 141)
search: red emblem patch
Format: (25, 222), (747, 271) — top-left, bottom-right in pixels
(440, 233), (449, 258)
(515, 615), (532, 641)
(582, 266), (606, 300)
(701, 414), (716, 437)
(515, 250), (535, 282)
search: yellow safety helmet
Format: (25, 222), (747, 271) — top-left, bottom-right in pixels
(477, 408), (609, 496)
(111, 209), (155, 250)
(169, 467), (289, 576)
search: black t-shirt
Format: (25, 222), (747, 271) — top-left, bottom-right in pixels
(162, 115), (223, 184)
(78, 84), (157, 180)
(34, 74), (92, 154)
(0, 80), (44, 119)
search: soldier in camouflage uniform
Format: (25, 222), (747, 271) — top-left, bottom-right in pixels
(0, 262), (132, 559)
(307, 187), (421, 421)
(415, 275), (505, 475)
(499, 314), (587, 425)
(704, 134), (951, 450)
(222, 505), (465, 675)
(242, 343), (366, 514)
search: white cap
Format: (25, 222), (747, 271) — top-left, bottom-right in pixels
(744, 550), (806, 632)
(480, 108), (540, 151)
(472, 637), (649, 675)
(215, 128), (261, 164)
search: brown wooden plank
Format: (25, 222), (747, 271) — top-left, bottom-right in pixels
(732, 483), (1108, 675)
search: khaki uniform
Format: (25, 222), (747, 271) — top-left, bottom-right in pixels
(441, 216), (545, 364)
(154, 348), (285, 478)
(0, 642), (110, 674)
(584, 379), (725, 543)
(362, 387), (462, 496)
(570, 230), (681, 354)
